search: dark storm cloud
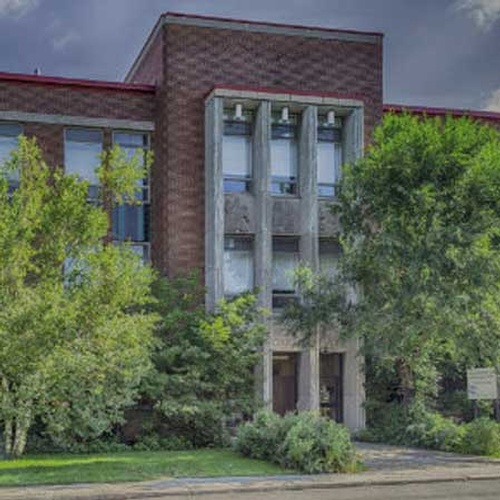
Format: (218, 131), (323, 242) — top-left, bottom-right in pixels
(0, 0), (499, 111)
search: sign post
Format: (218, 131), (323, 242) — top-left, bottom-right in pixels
(467, 368), (499, 420)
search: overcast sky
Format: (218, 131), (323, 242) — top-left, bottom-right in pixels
(0, 0), (499, 111)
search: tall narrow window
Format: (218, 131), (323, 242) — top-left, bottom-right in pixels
(0, 123), (22, 187)
(271, 111), (298, 196)
(224, 236), (254, 296)
(64, 128), (103, 200)
(112, 131), (150, 261)
(272, 236), (300, 308)
(317, 117), (342, 198)
(223, 109), (253, 193)
(319, 239), (342, 279)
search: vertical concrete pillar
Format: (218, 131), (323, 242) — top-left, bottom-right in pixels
(343, 106), (364, 165)
(341, 105), (365, 429)
(254, 101), (273, 408)
(204, 97), (224, 311)
(297, 105), (320, 412)
(343, 337), (366, 431)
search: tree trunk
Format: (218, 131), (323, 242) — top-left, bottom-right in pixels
(4, 419), (13, 457)
(4, 409), (31, 459)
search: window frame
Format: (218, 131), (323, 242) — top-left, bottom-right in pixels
(0, 122), (23, 186)
(112, 130), (151, 203)
(317, 122), (342, 199)
(270, 116), (299, 197)
(223, 235), (255, 297)
(222, 115), (254, 194)
(272, 236), (300, 309)
(64, 127), (104, 201)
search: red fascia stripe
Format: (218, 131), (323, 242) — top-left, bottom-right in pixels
(0, 71), (155, 93)
(163, 11), (384, 38)
(384, 104), (500, 123)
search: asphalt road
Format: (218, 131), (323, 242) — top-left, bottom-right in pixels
(147, 479), (500, 500)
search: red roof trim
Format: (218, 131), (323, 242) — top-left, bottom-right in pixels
(384, 104), (500, 122)
(0, 71), (155, 93)
(208, 84), (366, 102)
(163, 11), (384, 38)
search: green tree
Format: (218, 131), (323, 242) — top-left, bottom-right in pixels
(0, 137), (157, 457)
(141, 275), (266, 448)
(283, 113), (500, 406)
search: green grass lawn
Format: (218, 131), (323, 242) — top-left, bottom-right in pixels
(0, 449), (289, 487)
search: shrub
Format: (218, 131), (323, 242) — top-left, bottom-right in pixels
(235, 411), (357, 473)
(404, 411), (465, 452)
(280, 412), (356, 473)
(461, 418), (500, 456)
(234, 411), (293, 461)
(158, 402), (231, 449)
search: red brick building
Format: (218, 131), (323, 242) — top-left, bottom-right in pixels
(1, 12), (499, 430)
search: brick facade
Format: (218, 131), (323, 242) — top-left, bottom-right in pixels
(128, 14), (383, 276)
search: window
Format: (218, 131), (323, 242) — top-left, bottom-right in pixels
(113, 131), (150, 202)
(272, 236), (300, 308)
(112, 203), (149, 242)
(224, 236), (254, 296)
(0, 122), (22, 185)
(64, 128), (103, 199)
(223, 111), (253, 193)
(317, 121), (342, 198)
(271, 112), (298, 196)
(319, 239), (342, 279)
(111, 132), (150, 261)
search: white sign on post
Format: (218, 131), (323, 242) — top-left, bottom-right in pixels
(467, 368), (498, 400)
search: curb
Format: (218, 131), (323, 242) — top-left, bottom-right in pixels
(2, 468), (500, 500)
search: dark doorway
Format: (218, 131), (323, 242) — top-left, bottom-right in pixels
(320, 353), (344, 423)
(273, 353), (298, 415)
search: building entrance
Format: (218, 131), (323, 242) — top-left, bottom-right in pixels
(272, 353), (298, 416)
(320, 353), (344, 423)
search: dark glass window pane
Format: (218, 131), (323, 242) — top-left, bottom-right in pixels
(318, 184), (336, 197)
(66, 128), (102, 144)
(224, 178), (251, 193)
(112, 204), (145, 242)
(317, 127), (342, 142)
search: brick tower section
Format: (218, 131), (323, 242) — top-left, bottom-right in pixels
(128, 15), (383, 277)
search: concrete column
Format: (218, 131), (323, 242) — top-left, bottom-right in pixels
(297, 105), (320, 412)
(343, 106), (364, 165)
(204, 97), (224, 311)
(253, 101), (273, 409)
(343, 337), (366, 431)
(341, 105), (365, 429)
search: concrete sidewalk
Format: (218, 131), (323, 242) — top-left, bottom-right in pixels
(1, 444), (500, 500)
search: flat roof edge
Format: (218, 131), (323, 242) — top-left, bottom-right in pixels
(163, 12), (383, 43)
(384, 103), (500, 122)
(0, 71), (155, 93)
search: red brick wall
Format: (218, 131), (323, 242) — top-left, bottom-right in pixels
(150, 22), (383, 276)
(127, 28), (164, 86)
(23, 123), (64, 167)
(0, 81), (155, 121)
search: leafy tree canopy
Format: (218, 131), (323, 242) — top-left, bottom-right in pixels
(0, 137), (157, 457)
(283, 113), (500, 403)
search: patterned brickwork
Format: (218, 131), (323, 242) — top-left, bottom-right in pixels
(138, 21), (383, 276)
(127, 27), (164, 86)
(23, 122), (64, 168)
(0, 81), (155, 121)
